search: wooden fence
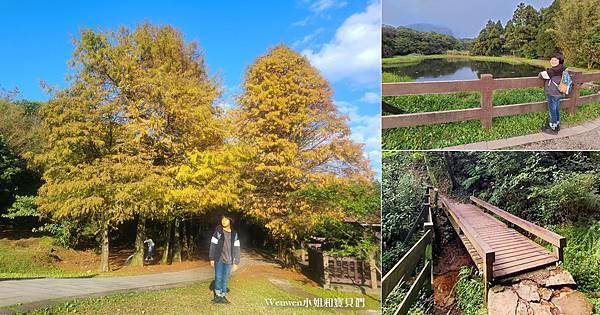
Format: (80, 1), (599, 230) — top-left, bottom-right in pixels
(382, 71), (600, 129)
(307, 248), (380, 290)
(382, 187), (437, 315)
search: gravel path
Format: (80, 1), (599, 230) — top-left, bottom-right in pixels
(514, 126), (600, 150)
(0, 251), (255, 313)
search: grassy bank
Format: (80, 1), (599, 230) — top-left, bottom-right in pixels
(382, 54), (600, 73)
(551, 220), (600, 312)
(14, 270), (380, 314)
(382, 88), (600, 150)
(0, 237), (95, 279)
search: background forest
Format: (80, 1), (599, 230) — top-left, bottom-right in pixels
(383, 0), (600, 69)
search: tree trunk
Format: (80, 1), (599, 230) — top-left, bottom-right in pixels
(181, 220), (188, 260)
(187, 220), (195, 259)
(161, 220), (173, 265)
(100, 226), (110, 272)
(172, 218), (182, 263)
(131, 215), (146, 267)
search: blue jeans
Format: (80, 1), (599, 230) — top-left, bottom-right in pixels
(547, 95), (561, 127)
(214, 260), (232, 297)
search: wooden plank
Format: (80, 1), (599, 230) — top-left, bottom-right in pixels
(381, 108), (481, 129)
(382, 80), (482, 96)
(492, 101), (548, 117)
(395, 261), (432, 315)
(491, 76), (545, 90)
(490, 242), (537, 251)
(579, 93), (600, 105)
(581, 72), (600, 82)
(494, 254), (557, 271)
(494, 257), (557, 278)
(470, 197), (565, 248)
(482, 234), (521, 242)
(382, 229), (432, 301)
(493, 251), (548, 265)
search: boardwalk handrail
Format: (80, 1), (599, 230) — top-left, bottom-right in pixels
(440, 195), (495, 257)
(470, 196), (567, 261)
(382, 229), (432, 300)
(382, 187), (435, 314)
(382, 71), (600, 129)
(440, 193), (495, 302)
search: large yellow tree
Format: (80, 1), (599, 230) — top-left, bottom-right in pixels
(36, 23), (225, 270)
(235, 45), (373, 262)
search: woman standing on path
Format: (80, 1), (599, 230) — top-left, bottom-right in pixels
(539, 52), (566, 135)
(209, 213), (241, 304)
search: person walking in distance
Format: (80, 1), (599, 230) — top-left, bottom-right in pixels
(209, 213), (241, 304)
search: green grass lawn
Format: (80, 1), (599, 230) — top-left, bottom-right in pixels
(382, 54), (600, 73)
(16, 275), (381, 314)
(0, 237), (96, 279)
(382, 83), (600, 149)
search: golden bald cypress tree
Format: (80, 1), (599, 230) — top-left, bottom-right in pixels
(235, 45), (373, 262)
(36, 23), (224, 270)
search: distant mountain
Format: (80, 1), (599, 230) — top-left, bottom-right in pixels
(406, 23), (454, 37)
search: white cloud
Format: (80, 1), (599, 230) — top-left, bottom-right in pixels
(335, 100), (381, 174)
(292, 17), (310, 27)
(302, 1), (381, 84)
(359, 91), (379, 104)
(309, 0), (348, 13)
(293, 28), (325, 48)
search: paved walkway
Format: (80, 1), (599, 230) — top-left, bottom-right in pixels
(0, 252), (252, 313)
(443, 117), (600, 150)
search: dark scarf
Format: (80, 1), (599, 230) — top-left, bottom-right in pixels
(546, 63), (565, 78)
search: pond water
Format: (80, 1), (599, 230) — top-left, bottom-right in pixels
(384, 58), (544, 82)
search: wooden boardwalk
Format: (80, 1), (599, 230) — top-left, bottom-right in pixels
(440, 194), (565, 283)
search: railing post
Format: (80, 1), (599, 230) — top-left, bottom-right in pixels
(480, 74), (494, 129)
(483, 251), (495, 304)
(567, 71), (582, 116)
(369, 255), (378, 290)
(554, 237), (566, 263)
(323, 254), (330, 289)
(424, 221), (434, 290)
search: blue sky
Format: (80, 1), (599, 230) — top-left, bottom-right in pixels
(383, 0), (553, 38)
(0, 0), (381, 174)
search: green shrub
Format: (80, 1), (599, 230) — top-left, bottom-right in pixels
(553, 221), (600, 293)
(455, 266), (486, 315)
(382, 72), (414, 83)
(538, 173), (600, 224)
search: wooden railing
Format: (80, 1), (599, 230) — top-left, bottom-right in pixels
(439, 193), (495, 303)
(309, 247), (380, 290)
(382, 71), (600, 129)
(470, 196), (567, 262)
(382, 187), (436, 315)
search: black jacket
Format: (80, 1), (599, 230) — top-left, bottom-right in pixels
(209, 225), (241, 265)
(539, 64), (566, 96)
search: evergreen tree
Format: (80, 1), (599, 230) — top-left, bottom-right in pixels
(555, 0), (600, 68)
(471, 20), (505, 56)
(535, 0), (561, 58)
(504, 3), (542, 58)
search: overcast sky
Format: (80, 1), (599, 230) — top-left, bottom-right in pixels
(383, 0), (553, 38)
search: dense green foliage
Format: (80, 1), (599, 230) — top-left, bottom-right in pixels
(382, 26), (466, 58)
(471, 0), (600, 68)
(382, 153), (429, 274)
(503, 3), (542, 58)
(552, 221), (600, 293)
(471, 20), (505, 56)
(455, 267), (486, 315)
(384, 152), (600, 311)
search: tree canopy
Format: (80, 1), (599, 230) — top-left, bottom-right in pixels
(235, 45), (374, 261)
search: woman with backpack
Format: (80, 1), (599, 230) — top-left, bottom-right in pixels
(538, 52), (567, 135)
